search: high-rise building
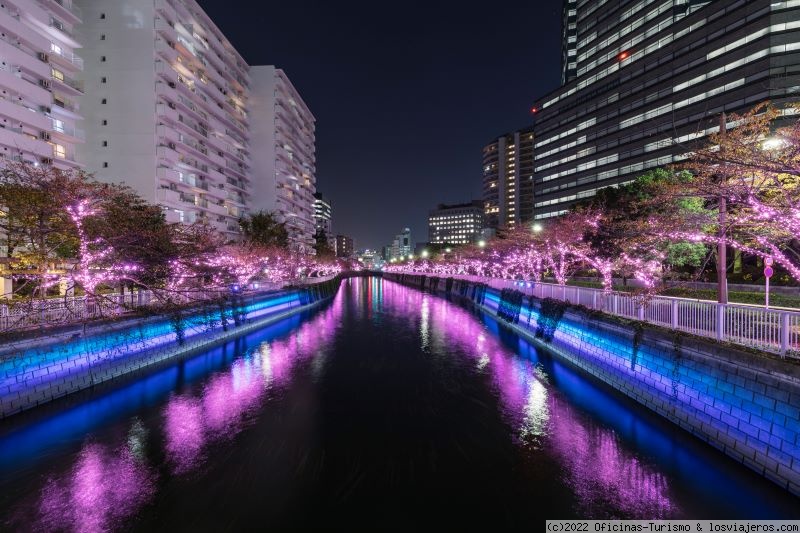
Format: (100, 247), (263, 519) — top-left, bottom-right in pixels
(481, 126), (535, 229)
(335, 234), (354, 258)
(0, 0), (84, 170)
(76, 0), (251, 237)
(561, 0), (578, 84)
(313, 192), (332, 236)
(531, 0), (800, 220)
(250, 66), (316, 254)
(428, 201), (484, 246)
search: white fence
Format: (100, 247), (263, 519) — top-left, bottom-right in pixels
(0, 276), (336, 333)
(451, 275), (800, 358)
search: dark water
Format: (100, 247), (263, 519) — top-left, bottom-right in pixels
(0, 277), (798, 531)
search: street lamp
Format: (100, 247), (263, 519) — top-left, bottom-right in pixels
(762, 137), (786, 151)
(421, 250), (429, 258)
(532, 223), (543, 233)
(445, 247), (452, 253)
(478, 240), (486, 248)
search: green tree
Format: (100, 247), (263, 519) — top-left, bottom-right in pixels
(239, 211), (289, 249)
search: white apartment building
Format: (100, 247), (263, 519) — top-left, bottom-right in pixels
(0, 0), (84, 170)
(250, 65), (317, 254)
(76, 0), (251, 237)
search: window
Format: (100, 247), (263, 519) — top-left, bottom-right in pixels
(100, 56), (106, 62)
(53, 144), (65, 159)
(101, 98), (107, 104)
(50, 43), (62, 55)
(102, 141), (108, 147)
(101, 77), (107, 83)
(101, 119), (108, 126)
(103, 162), (108, 168)
(51, 68), (64, 82)
(100, 34), (106, 40)
(100, 13), (106, 19)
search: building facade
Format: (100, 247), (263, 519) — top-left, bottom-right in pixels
(250, 66), (316, 254)
(387, 227), (412, 260)
(428, 201), (484, 246)
(76, 0), (251, 237)
(531, 0), (800, 220)
(481, 126), (535, 229)
(0, 0), (84, 170)
(313, 192), (332, 236)
(335, 234), (354, 259)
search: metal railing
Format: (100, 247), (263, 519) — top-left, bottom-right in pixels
(449, 275), (800, 358)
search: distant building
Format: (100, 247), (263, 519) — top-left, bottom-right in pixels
(482, 127), (535, 230)
(335, 234), (354, 258)
(428, 201), (484, 246)
(388, 228), (412, 260)
(313, 192), (332, 236)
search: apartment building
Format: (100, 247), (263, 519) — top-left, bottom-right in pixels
(428, 201), (484, 246)
(531, 0), (800, 220)
(76, 0), (251, 237)
(481, 126), (535, 229)
(0, 0), (84, 170)
(250, 66), (317, 254)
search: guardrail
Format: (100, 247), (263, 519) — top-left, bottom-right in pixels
(450, 275), (800, 358)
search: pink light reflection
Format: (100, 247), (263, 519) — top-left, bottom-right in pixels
(380, 278), (677, 517)
(162, 287), (344, 474)
(36, 443), (155, 533)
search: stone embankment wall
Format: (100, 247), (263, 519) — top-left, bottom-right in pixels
(0, 279), (340, 418)
(383, 273), (800, 496)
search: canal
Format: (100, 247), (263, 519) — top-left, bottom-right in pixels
(0, 277), (798, 531)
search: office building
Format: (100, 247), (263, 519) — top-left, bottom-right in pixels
(313, 192), (332, 236)
(428, 201), (483, 246)
(335, 234), (354, 258)
(76, 0), (250, 237)
(531, 0), (800, 220)
(482, 126), (535, 229)
(0, 0), (84, 170)
(250, 65), (316, 254)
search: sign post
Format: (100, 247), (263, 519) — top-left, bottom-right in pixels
(764, 257), (774, 309)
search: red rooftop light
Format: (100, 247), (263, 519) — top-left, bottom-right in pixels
(531, 106), (538, 114)
(619, 51), (629, 60)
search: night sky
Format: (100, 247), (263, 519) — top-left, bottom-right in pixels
(197, 0), (563, 250)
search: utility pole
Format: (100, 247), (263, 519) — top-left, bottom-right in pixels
(718, 112), (728, 305)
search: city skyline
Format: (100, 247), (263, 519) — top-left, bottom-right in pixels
(195, 0), (564, 248)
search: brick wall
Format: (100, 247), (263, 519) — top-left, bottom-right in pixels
(0, 281), (340, 418)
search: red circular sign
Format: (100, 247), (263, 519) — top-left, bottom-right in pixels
(764, 267), (774, 278)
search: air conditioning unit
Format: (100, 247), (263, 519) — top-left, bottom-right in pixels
(39, 105), (52, 113)
(168, 102), (177, 109)
(40, 132), (51, 141)
(37, 52), (49, 63)
(39, 79), (51, 89)
(40, 157), (53, 165)
(168, 142), (176, 149)
(168, 81), (176, 89)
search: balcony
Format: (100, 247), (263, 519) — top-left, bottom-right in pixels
(50, 72), (83, 96)
(49, 0), (82, 25)
(49, 48), (84, 71)
(51, 119), (84, 141)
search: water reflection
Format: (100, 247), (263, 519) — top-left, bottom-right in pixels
(382, 282), (677, 518)
(37, 440), (155, 533)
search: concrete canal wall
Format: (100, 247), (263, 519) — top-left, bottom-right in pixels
(383, 273), (800, 496)
(0, 279), (341, 419)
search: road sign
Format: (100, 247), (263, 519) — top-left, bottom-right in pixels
(764, 267), (774, 278)
(765, 257), (774, 266)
